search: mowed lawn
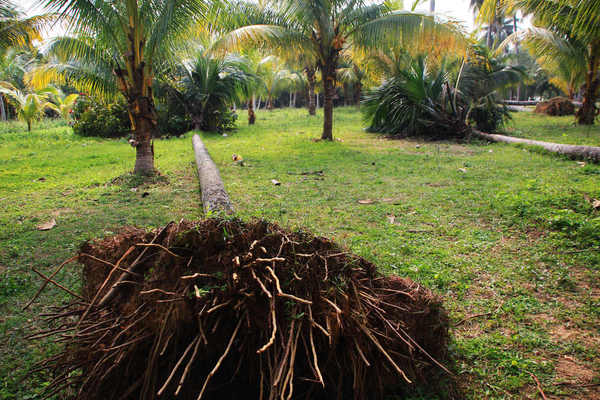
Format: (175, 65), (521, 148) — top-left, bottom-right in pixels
(1, 108), (599, 399)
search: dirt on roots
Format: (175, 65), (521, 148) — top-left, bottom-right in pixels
(33, 218), (450, 400)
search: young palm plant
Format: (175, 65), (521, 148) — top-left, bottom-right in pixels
(362, 56), (467, 137)
(38, 0), (206, 174)
(257, 55), (294, 110)
(0, 84), (57, 131)
(43, 86), (79, 121)
(166, 49), (256, 131)
(218, 0), (463, 141)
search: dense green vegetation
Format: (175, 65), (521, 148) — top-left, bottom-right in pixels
(1, 109), (599, 399)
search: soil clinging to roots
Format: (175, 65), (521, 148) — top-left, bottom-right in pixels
(33, 218), (450, 400)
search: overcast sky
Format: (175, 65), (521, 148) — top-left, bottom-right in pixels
(21, 0), (479, 38)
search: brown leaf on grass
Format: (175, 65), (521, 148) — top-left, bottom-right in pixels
(592, 199), (600, 210)
(37, 219), (56, 231)
(381, 198), (402, 204)
(458, 168), (467, 173)
(358, 199), (375, 204)
(271, 179), (281, 186)
(387, 215), (396, 224)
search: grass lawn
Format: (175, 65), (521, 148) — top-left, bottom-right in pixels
(1, 108), (599, 399)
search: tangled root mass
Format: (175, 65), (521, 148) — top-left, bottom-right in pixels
(34, 219), (450, 400)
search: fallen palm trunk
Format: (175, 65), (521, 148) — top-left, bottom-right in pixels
(32, 219), (450, 400)
(193, 134), (234, 213)
(473, 130), (600, 163)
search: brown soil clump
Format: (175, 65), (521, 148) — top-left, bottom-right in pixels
(33, 219), (450, 400)
(534, 97), (576, 116)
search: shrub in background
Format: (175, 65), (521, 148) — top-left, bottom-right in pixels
(72, 96), (130, 138)
(72, 95), (192, 138)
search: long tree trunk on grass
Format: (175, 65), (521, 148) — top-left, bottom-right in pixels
(306, 66), (316, 116)
(576, 45), (600, 125)
(321, 59), (337, 141)
(474, 130), (600, 162)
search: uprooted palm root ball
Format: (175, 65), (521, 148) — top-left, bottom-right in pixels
(35, 219), (450, 399)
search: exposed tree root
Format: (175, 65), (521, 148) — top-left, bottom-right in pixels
(30, 218), (451, 399)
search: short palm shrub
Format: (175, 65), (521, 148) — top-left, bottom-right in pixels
(363, 51), (523, 138)
(362, 56), (469, 139)
(167, 51), (255, 132)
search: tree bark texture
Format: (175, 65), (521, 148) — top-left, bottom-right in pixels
(321, 62), (337, 140)
(247, 97), (256, 125)
(473, 130), (600, 162)
(306, 66), (316, 116)
(192, 134), (234, 214)
(576, 45), (600, 125)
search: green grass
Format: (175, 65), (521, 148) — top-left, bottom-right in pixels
(504, 112), (600, 146)
(1, 109), (599, 399)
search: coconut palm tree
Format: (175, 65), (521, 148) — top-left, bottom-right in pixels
(487, 0), (600, 124)
(257, 55), (294, 110)
(0, 84), (57, 131)
(499, 27), (587, 100)
(39, 0), (206, 174)
(218, 0), (463, 141)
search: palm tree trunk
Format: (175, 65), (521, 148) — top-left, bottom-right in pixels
(0, 94), (6, 121)
(247, 96), (256, 125)
(577, 46), (600, 125)
(306, 66), (316, 116)
(321, 66), (336, 140)
(131, 95), (156, 175)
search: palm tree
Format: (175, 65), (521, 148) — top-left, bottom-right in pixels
(488, 0), (600, 124)
(500, 27), (586, 100)
(219, 0), (462, 141)
(257, 55), (294, 110)
(166, 49), (255, 131)
(0, 84), (56, 131)
(40, 0), (206, 174)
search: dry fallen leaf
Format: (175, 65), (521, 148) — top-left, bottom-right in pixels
(576, 161), (586, 167)
(592, 199), (600, 210)
(37, 219), (56, 231)
(358, 199), (375, 204)
(232, 154), (243, 162)
(387, 215), (396, 224)
(271, 179), (281, 186)
(458, 168), (467, 173)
